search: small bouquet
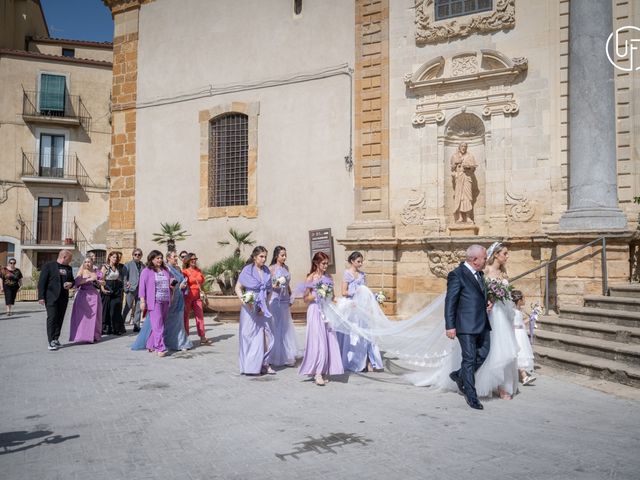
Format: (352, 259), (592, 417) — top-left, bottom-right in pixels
(485, 277), (513, 303)
(241, 291), (255, 305)
(375, 290), (387, 305)
(272, 275), (287, 288)
(315, 281), (333, 300)
(528, 302), (542, 343)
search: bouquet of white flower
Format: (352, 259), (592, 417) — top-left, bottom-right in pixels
(272, 276), (287, 288)
(241, 291), (255, 305)
(375, 291), (387, 304)
(315, 281), (333, 300)
(485, 278), (513, 303)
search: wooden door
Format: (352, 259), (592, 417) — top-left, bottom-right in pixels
(37, 197), (63, 244)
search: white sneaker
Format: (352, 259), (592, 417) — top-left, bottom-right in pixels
(53, 339), (61, 347)
(48, 341), (58, 351)
(523, 374), (537, 386)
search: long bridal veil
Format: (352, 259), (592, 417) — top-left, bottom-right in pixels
(324, 285), (460, 390)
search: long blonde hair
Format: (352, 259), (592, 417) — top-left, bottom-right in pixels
(486, 242), (508, 275)
(77, 256), (95, 277)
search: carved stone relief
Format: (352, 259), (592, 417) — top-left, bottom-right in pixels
(415, 0), (516, 45)
(400, 190), (427, 225)
(505, 190), (535, 222)
(428, 249), (466, 279)
(451, 55), (479, 77)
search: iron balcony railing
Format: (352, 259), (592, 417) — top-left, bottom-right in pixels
(19, 219), (77, 247)
(21, 151), (90, 186)
(22, 88), (91, 130)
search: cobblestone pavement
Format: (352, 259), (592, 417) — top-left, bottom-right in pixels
(1, 302), (639, 480)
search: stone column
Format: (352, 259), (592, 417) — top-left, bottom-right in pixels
(559, 0), (627, 230)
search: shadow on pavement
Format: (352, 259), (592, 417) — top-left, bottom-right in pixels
(0, 430), (79, 455)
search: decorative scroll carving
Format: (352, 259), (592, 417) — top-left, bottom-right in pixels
(482, 100), (519, 117)
(428, 249), (466, 278)
(400, 190), (428, 225)
(415, 0), (516, 45)
(412, 110), (445, 126)
(505, 190), (535, 222)
(451, 55), (478, 77)
(0, 183), (7, 204)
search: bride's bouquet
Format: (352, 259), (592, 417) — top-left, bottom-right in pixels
(241, 290), (255, 305)
(375, 290), (387, 305)
(315, 281), (333, 300)
(484, 278), (513, 303)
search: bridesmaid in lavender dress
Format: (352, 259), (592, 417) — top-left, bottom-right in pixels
(268, 246), (299, 367)
(69, 257), (104, 343)
(235, 246), (275, 375)
(338, 251), (384, 372)
(298, 251), (344, 386)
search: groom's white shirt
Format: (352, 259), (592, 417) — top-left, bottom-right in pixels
(464, 261), (479, 275)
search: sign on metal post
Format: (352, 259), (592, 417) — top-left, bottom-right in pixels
(308, 228), (334, 266)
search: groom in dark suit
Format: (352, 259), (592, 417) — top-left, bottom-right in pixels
(445, 244), (492, 410)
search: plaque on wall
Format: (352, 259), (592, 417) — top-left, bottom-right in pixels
(308, 228), (334, 266)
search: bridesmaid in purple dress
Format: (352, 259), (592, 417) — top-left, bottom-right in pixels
(235, 246), (275, 375)
(268, 246), (299, 367)
(338, 251), (384, 372)
(69, 256), (104, 343)
(298, 252), (344, 386)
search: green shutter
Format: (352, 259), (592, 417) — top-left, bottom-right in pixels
(39, 74), (66, 113)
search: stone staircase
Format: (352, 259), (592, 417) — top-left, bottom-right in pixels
(534, 283), (640, 388)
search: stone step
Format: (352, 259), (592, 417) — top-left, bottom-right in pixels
(534, 329), (640, 366)
(583, 295), (640, 313)
(534, 345), (640, 388)
(560, 306), (640, 328)
(536, 316), (640, 344)
(608, 283), (640, 299)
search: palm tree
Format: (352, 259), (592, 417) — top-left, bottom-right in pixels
(217, 228), (255, 258)
(151, 222), (190, 252)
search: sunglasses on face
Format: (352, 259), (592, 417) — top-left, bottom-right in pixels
(133, 254), (142, 257)
(9, 261), (16, 264)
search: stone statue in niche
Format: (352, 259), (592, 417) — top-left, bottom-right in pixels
(450, 142), (477, 223)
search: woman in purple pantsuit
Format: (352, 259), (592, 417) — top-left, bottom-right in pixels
(268, 246), (299, 367)
(298, 252), (344, 386)
(69, 256), (104, 343)
(235, 246), (275, 375)
(138, 250), (171, 357)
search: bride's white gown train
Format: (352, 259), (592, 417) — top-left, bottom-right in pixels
(325, 285), (519, 397)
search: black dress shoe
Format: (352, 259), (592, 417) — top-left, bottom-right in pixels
(464, 395), (484, 410)
(133, 326), (140, 333)
(449, 371), (464, 394)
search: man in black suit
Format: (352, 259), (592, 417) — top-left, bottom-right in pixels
(38, 249), (74, 351)
(445, 244), (492, 410)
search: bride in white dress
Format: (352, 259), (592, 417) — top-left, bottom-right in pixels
(324, 242), (519, 399)
(474, 242), (519, 399)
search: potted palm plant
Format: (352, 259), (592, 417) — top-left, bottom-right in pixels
(202, 228), (255, 318)
(151, 221), (190, 252)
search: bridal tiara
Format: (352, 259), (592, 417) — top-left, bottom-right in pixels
(487, 241), (503, 259)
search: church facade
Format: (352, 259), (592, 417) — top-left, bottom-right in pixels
(103, 0), (639, 316)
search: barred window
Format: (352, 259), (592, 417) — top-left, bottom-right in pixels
(208, 113), (248, 207)
(434, 0), (492, 21)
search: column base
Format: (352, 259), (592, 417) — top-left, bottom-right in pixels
(558, 207), (627, 231)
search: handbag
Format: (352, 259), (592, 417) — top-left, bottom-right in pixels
(199, 288), (209, 308)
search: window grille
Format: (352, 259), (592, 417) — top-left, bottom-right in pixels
(434, 0), (492, 21)
(209, 113), (248, 207)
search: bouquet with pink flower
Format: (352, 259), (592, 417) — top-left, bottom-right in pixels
(484, 277), (513, 303)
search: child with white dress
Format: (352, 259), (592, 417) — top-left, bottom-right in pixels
(511, 290), (536, 385)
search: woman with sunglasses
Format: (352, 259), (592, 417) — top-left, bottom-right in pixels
(182, 253), (211, 345)
(101, 251), (126, 335)
(1, 258), (23, 316)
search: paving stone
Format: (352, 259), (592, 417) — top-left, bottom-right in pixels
(0, 302), (639, 479)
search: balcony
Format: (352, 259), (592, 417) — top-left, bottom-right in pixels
(21, 151), (90, 187)
(19, 219), (77, 250)
(22, 89), (91, 130)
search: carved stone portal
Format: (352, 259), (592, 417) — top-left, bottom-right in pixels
(415, 0), (516, 45)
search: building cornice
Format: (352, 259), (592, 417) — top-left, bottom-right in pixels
(102, 0), (155, 15)
(0, 48), (112, 68)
